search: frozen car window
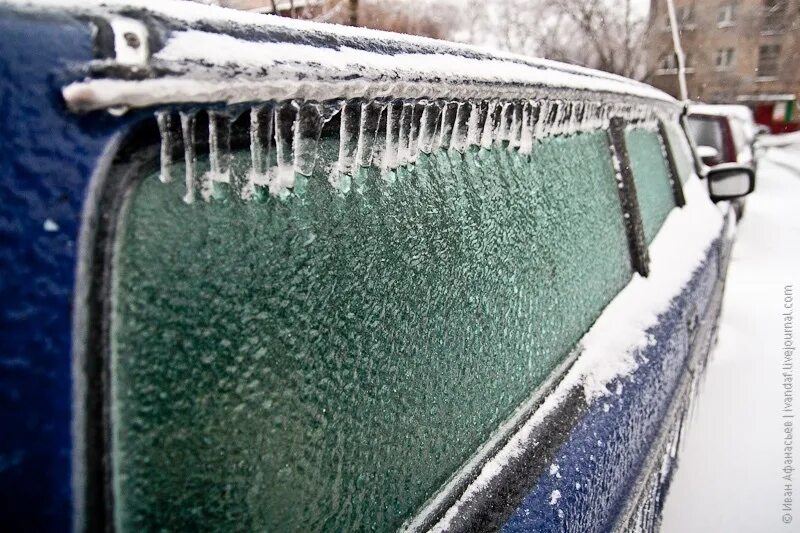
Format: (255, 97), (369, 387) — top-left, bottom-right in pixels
(110, 126), (633, 531)
(662, 120), (695, 184)
(624, 127), (677, 244)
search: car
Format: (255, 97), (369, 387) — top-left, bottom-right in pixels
(687, 104), (759, 219)
(0, 1), (754, 532)
(687, 104), (758, 168)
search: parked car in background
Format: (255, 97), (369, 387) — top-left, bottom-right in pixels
(687, 104), (757, 168)
(687, 104), (758, 219)
(0, 1), (754, 532)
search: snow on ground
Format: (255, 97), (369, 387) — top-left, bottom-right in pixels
(661, 143), (800, 532)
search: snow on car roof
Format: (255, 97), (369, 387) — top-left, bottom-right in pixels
(1, 0), (676, 112)
(688, 104), (754, 123)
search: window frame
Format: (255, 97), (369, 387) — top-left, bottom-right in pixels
(757, 44), (781, 79)
(762, 0), (787, 33)
(717, 3), (737, 27)
(714, 48), (736, 71)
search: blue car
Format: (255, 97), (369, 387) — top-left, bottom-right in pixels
(0, 1), (754, 531)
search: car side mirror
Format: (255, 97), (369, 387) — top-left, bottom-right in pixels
(696, 145), (721, 166)
(706, 163), (755, 202)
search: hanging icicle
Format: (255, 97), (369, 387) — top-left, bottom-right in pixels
(155, 95), (674, 203)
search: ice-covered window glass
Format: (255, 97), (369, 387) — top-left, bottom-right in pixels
(663, 120), (695, 184)
(624, 128), (677, 244)
(109, 119), (633, 532)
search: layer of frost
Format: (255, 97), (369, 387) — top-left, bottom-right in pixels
(430, 174), (724, 531)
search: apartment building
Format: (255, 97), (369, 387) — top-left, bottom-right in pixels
(647, 0), (800, 132)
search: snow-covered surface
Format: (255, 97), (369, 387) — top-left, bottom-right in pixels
(757, 131), (800, 149)
(428, 174), (724, 531)
(571, 175), (722, 401)
(0, 0), (673, 111)
(661, 146), (800, 532)
(689, 103), (755, 123)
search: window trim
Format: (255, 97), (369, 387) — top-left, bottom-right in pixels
(757, 43), (781, 78)
(717, 3), (737, 27)
(608, 117), (650, 277)
(714, 48), (736, 71)
(657, 121), (688, 208)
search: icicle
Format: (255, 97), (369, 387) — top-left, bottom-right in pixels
(551, 101), (565, 136)
(520, 101), (538, 154)
(570, 101), (584, 135)
(382, 100), (402, 172)
(481, 100), (501, 149)
(497, 102), (514, 143)
(370, 105), (387, 170)
(437, 101), (458, 152)
(418, 100), (441, 154)
(450, 102), (469, 151)
(408, 101), (424, 163)
(207, 110), (233, 199)
(355, 100), (385, 168)
(179, 112), (197, 204)
(156, 111), (173, 183)
(272, 101), (297, 196)
(293, 102), (324, 177)
(463, 101), (479, 148)
(250, 105), (273, 185)
(601, 103), (612, 129)
(533, 100), (550, 139)
(508, 102), (523, 151)
(332, 100), (359, 190)
(397, 101), (414, 166)
(558, 101), (573, 136)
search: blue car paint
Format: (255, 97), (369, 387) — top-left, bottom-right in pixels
(0, 11), (135, 530)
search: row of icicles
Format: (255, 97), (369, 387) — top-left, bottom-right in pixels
(156, 98), (661, 203)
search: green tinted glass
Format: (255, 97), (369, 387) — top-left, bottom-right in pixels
(624, 128), (676, 244)
(111, 130), (632, 531)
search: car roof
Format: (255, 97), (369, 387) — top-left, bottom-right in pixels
(3, 0), (677, 113)
(688, 104), (754, 123)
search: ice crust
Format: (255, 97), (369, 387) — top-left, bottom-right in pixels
(167, 99), (664, 201)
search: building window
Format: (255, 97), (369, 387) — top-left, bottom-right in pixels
(656, 52), (694, 75)
(718, 3), (737, 26)
(757, 44), (780, 78)
(714, 48), (736, 70)
(763, 0), (787, 32)
(663, 5), (695, 30)
(658, 53), (677, 72)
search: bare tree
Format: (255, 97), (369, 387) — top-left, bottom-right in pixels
(454, 0), (652, 81)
